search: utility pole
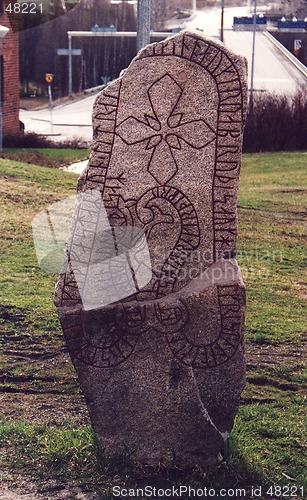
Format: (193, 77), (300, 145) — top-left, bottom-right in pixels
(250, 0), (257, 108)
(221, 0), (225, 43)
(68, 34), (72, 96)
(137, 0), (151, 52)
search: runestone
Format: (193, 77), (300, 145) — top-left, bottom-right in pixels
(55, 30), (248, 468)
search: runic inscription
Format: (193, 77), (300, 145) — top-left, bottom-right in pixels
(55, 30), (247, 469)
(57, 33), (246, 369)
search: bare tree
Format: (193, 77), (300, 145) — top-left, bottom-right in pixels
(20, 0), (137, 96)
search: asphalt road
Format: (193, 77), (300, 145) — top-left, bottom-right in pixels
(20, 93), (97, 143)
(179, 5), (250, 35)
(184, 6), (306, 94)
(224, 31), (306, 94)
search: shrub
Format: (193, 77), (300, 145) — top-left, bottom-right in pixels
(3, 132), (89, 150)
(243, 90), (307, 152)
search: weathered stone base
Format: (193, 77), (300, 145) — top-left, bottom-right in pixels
(57, 259), (245, 468)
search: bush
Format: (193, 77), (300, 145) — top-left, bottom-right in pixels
(3, 132), (89, 150)
(243, 90), (307, 152)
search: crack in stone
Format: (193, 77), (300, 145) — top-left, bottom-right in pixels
(189, 366), (229, 442)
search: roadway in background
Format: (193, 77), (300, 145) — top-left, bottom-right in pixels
(20, 6), (306, 141)
(20, 93), (97, 143)
(224, 31), (306, 94)
(183, 5), (307, 94)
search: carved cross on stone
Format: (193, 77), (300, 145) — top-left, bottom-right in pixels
(116, 73), (216, 184)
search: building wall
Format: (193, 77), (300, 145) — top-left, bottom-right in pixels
(0, 9), (19, 138)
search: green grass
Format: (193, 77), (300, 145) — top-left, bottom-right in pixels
(0, 152), (306, 498)
(0, 422), (96, 480)
(237, 152), (307, 345)
(0, 160), (78, 376)
(0, 421), (270, 496)
(0, 148), (89, 169)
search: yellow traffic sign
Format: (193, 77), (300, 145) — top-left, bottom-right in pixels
(45, 73), (54, 84)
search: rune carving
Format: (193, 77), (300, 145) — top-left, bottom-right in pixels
(56, 35), (247, 370)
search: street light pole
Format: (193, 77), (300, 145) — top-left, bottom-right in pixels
(250, 0), (257, 107)
(221, 0), (225, 43)
(137, 0), (151, 52)
(0, 25), (9, 152)
(68, 34), (73, 96)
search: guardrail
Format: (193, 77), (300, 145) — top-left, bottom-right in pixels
(233, 16), (267, 25)
(264, 31), (307, 79)
(277, 19), (306, 30)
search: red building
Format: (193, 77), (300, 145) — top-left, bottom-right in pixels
(0, 3), (19, 138)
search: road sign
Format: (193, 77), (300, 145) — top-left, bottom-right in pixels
(57, 48), (82, 56)
(45, 73), (54, 84)
(294, 39), (302, 56)
(294, 39), (302, 50)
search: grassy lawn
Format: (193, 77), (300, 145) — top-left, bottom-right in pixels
(0, 148), (90, 169)
(0, 152), (306, 498)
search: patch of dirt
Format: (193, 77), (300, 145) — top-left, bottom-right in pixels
(0, 305), (85, 423)
(276, 189), (307, 194)
(20, 97), (50, 111)
(243, 340), (307, 401)
(0, 174), (19, 183)
(0, 348), (82, 399)
(0, 392), (89, 426)
(0, 306), (27, 323)
(238, 205), (306, 220)
(0, 477), (99, 499)
(246, 340), (307, 372)
(295, 282), (307, 299)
